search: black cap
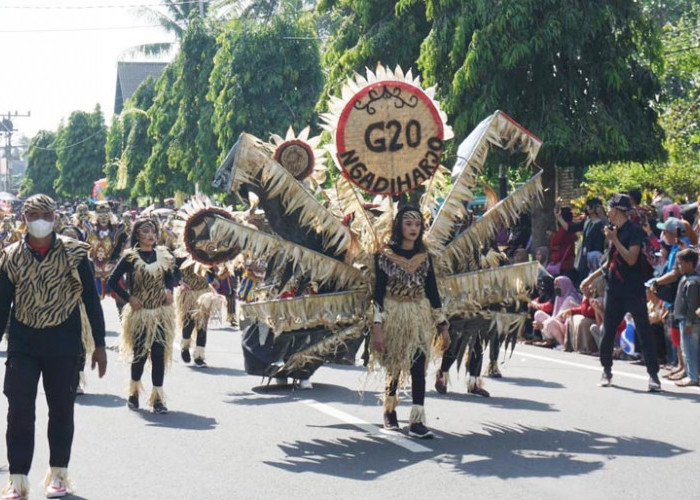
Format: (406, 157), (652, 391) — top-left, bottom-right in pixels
(607, 193), (632, 212)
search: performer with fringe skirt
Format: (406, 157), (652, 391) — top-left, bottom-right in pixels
(371, 206), (450, 439)
(108, 219), (175, 414)
(175, 255), (215, 367)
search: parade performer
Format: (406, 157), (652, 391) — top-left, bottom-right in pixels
(0, 194), (106, 500)
(181, 67), (543, 429)
(175, 254), (216, 367)
(87, 201), (125, 300)
(371, 206), (450, 438)
(71, 203), (92, 236)
(108, 219), (175, 414)
(0, 215), (20, 249)
(212, 263), (240, 328)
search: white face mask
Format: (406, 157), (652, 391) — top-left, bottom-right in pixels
(26, 219), (54, 239)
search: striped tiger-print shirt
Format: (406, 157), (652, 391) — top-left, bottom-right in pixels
(3, 235), (87, 328)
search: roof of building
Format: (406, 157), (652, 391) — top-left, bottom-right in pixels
(114, 61), (168, 114)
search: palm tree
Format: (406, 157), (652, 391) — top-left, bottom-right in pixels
(130, 0), (211, 56)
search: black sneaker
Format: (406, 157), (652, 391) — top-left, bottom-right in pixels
(153, 401), (168, 414)
(599, 371), (612, 387)
(408, 422), (435, 439)
(194, 357), (207, 368)
(648, 376), (661, 392)
(383, 411), (400, 431)
(469, 386), (490, 398)
(127, 394), (139, 410)
(181, 349), (191, 363)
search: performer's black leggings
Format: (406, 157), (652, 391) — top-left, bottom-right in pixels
(4, 353), (80, 474)
(386, 350), (426, 406)
(131, 340), (165, 387)
(440, 335), (484, 377)
(182, 315), (207, 348)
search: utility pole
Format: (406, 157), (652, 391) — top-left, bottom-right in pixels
(0, 111), (31, 193)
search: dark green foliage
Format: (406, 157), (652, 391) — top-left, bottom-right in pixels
(54, 105), (107, 199)
(20, 130), (59, 198)
(208, 10), (324, 156)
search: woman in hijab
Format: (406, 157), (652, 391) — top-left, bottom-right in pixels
(533, 276), (582, 347)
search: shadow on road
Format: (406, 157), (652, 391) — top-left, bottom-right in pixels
(434, 391), (558, 412)
(76, 393), (127, 408)
(185, 365), (246, 377)
(136, 410), (217, 430)
(491, 376), (566, 389)
(612, 385), (700, 403)
(225, 383), (382, 407)
(265, 423), (688, 480)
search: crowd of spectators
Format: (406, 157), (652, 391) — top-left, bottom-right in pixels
(515, 188), (700, 390)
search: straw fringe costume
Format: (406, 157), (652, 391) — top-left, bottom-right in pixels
(176, 70), (544, 433)
(176, 259), (213, 364)
(109, 246), (175, 409)
(371, 244), (446, 424)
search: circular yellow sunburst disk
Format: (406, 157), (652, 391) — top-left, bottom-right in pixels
(321, 64), (453, 196)
(268, 126), (328, 186)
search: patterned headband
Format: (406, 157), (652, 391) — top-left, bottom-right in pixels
(402, 210), (422, 221)
(23, 194), (57, 214)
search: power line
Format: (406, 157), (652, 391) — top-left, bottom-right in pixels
(28, 129), (105, 152)
(0, 24), (163, 33)
(0, 1), (209, 9)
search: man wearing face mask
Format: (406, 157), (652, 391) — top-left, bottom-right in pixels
(0, 194), (107, 500)
(581, 193), (661, 391)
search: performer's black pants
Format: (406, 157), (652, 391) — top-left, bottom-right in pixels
(386, 350), (426, 406)
(131, 339), (165, 387)
(601, 291), (659, 378)
(182, 315), (206, 348)
(4, 353), (80, 474)
(440, 335), (484, 377)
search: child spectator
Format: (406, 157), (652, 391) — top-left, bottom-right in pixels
(672, 248), (700, 386)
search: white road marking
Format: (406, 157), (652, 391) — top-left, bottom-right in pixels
(300, 400), (432, 453)
(515, 350), (700, 392)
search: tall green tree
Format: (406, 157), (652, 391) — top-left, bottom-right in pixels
(417, 0), (666, 246)
(318, 0), (430, 108)
(118, 77), (157, 200)
(208, 8), (324, 156)
(54, 105), (107, 199)
(135, 62), (187, 200)
(20, 130), (59, 198)
(167, 17), (220, 193)
(104, 115), (124, 197)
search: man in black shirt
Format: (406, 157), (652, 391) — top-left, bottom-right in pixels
(0, 194), (107, 499)
(581, 194), (661, 391)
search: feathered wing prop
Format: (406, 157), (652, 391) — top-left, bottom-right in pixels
(436, 173), (543, 275)
(182, 208), (366, 290)
(428, 110), (543, 248)
(213, 133), (357, 259)
(240, 291), (368, 335)
(440, 261), (539, 317)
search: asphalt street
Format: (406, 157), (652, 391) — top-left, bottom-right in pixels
(1, 299), (698, 500)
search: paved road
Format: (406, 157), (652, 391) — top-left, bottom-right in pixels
(1, 299), (698, 500)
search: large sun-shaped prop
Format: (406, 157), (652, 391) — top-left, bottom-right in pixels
(268, 126), (327, 186)
(321, 64), (454, 196)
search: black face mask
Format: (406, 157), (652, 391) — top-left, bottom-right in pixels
(554, 288), (562, 296)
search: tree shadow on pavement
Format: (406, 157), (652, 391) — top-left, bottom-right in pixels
(76, 393), (127, 408)
(137, 410), (217, 430)
(265, 422), (688, 480)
